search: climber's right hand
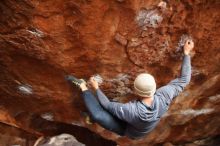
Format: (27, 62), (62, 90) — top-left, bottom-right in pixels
(184, 39), (194, 55)
(89, 77), (99, 90)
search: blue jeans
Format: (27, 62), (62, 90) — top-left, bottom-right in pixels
(82, 90), (126, 136)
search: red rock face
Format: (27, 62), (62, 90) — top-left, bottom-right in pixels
(0, 0), (220, 145)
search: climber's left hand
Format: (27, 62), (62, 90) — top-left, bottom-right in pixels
(89, 77), (99, 90)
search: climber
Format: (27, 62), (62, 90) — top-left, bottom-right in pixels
(66, 39), (194, 139)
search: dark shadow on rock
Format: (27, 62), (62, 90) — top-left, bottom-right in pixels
(30, 115), (117, 146)
(0, 122), (37, 146)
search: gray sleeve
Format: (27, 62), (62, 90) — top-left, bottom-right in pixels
(96, 89), (136, 123)
(156, 55), (191, 105)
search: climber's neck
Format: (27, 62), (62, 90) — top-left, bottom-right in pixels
(142, 96), (154, 107)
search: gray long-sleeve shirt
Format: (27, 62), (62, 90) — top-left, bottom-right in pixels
(96, 55), (191, 139)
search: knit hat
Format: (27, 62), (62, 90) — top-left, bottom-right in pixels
(134, 73), (156, 97)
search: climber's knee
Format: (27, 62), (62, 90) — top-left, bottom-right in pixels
(92, 112), (114, 126)
(91, 112), (103, 122)
(91, 112), (126, 135)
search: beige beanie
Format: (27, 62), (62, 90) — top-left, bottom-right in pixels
(134, 73), (156, 97)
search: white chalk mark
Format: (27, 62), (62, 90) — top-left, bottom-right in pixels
(92, 74), (103, 84)
(158, 1), (167, 10)
(18, 84), (33, 95)
(164, 108), (214, 118)
(180, 108), (214, 116)
(209, 94), (220, 102)
(41, 113), (54, 121)
(176, 34), (193, 52)
(136, 9), (163, 28)
(71, 121), (83, 126)
(179, 108), (214, 116)
(27, 28), (44, 37)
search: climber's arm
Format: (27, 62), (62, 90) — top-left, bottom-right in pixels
(96, 89), (136, 123)
(156, 40), (193, 105)
(89, 77), (136, 123)
(157, 55), (191, 103)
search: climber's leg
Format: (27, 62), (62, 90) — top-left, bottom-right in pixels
(82, 90), (126, 136)
(65, 75), (126, 135)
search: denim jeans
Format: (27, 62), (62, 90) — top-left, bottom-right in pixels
(82, 90), (126, 136)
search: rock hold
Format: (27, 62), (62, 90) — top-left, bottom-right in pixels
(35, 134), (85, 146)
(114, 33), (128, 46)
(158, 1), (167, 10)
(127, 38), (143, 48)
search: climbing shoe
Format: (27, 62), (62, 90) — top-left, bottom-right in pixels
(85, 115), (93, 125)
(81, 112), (94, 125)
(65, 75), (86, 87)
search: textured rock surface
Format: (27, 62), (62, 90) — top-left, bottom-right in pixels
(0, 0), (220, 145)
(35, 133), (85, 146)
